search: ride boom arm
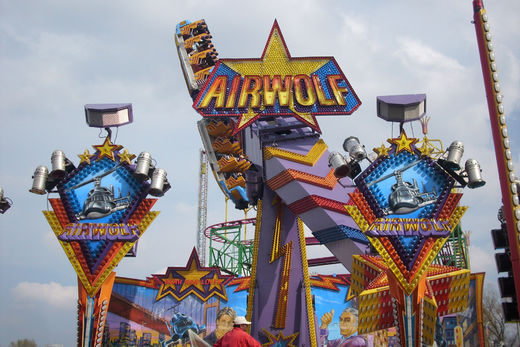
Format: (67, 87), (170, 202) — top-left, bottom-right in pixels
(472, 0), (520, 317)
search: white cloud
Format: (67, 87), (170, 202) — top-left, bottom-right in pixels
(396, 37), (465, 72)
(12, 282), (76, 310)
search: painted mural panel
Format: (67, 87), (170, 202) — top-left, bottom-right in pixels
(105, 269), (367, 346)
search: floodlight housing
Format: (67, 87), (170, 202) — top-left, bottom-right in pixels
(342, 136), (367, 161)
(377, 94), (426, 123)
(135, 152), (153, 180)
(328, 152), (350, 178)
(50, 150), (67, 179)
(444, 141), (465, 170)
(465, 159), (486, 188)
(84, 103), (133, 128)
(148, 168), (167, 197)
(29, 166), (49, 195)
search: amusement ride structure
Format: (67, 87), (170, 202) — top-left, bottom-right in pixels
(25, 2), (518, 346)
(173, 12), (493, 346)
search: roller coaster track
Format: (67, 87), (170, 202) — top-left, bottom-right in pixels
(205, 218), (339, 269)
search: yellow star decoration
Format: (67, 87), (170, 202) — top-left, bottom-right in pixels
(238, 107), (262, 129)
(223, 21), (331, 132)
(156, 272), (179, 300)
(207, 272), (224, 292)
(176, 259), (211, 293)
(92, 137), (123, 161)
(78, 149), (93, 165)
(387, 131), (418, 154)
(417, 143), (433, 157)
(118, 149), (136, 165)
(373, 143), (390, 157)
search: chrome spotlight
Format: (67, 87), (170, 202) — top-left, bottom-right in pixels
(148, 168), (167, 197)
(50, 150), (67, 179)
(329, 152), (350, 178)
(29, 166), (49, 195)
(343, 136), (366, 161)
(134, 152), (152, 180)
(465, 159), (486, 188)
(445, 141), (464, 170)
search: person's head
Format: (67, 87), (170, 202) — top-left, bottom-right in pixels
(234, 316), (251, 331)
(215, 307), (236, 333)
(339, 307), (358, 337)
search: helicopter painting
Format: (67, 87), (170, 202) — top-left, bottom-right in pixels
(66, 164), (130, 220)
(367, 159), (437, 216)
(163, 304), (206, 345)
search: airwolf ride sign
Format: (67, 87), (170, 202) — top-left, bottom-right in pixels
(193, 20), (361, 134)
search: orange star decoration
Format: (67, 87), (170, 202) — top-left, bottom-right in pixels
(118, 149), (136, 165)
(262, 329), (299, 347)
(373, 143), (390, 158)
(92, 137), (123, 161)
(152, 248), (233, 302)
(387, 131), (418, 154)
(78, 149), (93, 165)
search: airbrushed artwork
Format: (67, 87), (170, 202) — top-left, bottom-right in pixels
(102, 264), (375, 346)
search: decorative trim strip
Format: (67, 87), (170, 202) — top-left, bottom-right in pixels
(299, 218), (318, 347)
(264, 139), (327, 166)
(313, 225), (368, 244)
(288, 195), (351, 216)
(267, 168), (337, 191)
(246, 199), (263, 323)
(270, 202), (292, 329)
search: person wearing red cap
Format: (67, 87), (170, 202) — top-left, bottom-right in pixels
(213, 316), (262, 347)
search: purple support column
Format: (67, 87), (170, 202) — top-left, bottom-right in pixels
(248, 187), (317, 346)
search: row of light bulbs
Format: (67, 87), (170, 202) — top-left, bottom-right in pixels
(479, 10), (520, 232)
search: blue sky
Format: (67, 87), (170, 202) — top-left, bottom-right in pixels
(0, 0), (518, 345)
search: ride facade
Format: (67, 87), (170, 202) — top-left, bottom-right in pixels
(173, 17), (487, 347)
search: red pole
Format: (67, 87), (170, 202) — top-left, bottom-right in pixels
(472, 0), (520, 318)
